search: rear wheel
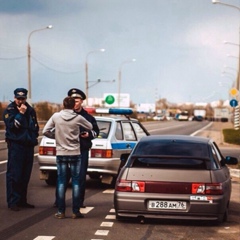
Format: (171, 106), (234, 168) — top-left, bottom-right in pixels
(217, 205), (229, 224)
(88, 173), (101, 180)
(45, 171), (57, 186)
(115, 213), (124, 220)
(222, 206), (229, 222)
(45, 171), (71, 186)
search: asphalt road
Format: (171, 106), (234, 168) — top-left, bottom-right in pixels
(0, 120), (239, 240)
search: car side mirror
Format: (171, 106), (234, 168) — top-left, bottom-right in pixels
(225, 156), (238, 165)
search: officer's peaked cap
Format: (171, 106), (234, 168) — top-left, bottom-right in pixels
(67, 88), (86, 100)
(14, 88), (28, 99)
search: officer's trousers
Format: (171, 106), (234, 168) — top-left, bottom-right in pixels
(6, 141), (34, 208)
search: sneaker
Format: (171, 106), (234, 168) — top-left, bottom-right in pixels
(72, 212), (84, 219)
(55, 212), (65, 219)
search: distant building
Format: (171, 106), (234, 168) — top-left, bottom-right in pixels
(136, 103), (155, 113)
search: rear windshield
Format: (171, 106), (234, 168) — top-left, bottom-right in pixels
(131, 141), (210, 169)
(97, 120), (111, 139)
(133, 141), (209, 157)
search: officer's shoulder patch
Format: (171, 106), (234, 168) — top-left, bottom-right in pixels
(4, 113), (9, 119)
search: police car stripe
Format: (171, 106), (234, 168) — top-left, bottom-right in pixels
(111, 142), (136, 149)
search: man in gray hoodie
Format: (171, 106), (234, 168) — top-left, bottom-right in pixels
(43, 97), (92, 219)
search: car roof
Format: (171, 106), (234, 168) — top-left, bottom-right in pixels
(138, 135), (211, 144)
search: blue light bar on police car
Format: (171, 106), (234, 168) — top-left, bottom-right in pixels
(95, 108), (133, 115)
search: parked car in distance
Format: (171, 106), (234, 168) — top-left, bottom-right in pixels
(192, 115), (204, 121)
(153, 115), (165, 121)
(114, 135), (238, 224)
(38, 108), (150, 186)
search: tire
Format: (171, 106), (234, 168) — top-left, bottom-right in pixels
(110, 176), (117, 188)
(88, 173), (101, 180)
(217, 205), (229, 224)
(45, 171), (57, 186)
(115, 213), (124, 220)
(222, 206), (229, 222)
(45, 171), (71, 186)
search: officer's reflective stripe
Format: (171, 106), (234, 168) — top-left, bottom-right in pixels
(92, 130), (97, 138)
(111, 142), (136, 150)
(14, 119), (21, 128)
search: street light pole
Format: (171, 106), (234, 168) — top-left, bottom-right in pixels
(212, 0), (240, 129)
(27, 25), (52, 105)
(117, 59), (136, 107)
(221, 73), (236, 89)
(85, 49), (105, 106)
(212, 0), (240, 92)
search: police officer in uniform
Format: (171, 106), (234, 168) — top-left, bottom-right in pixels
(68, 88), (99, 207)
(3, 88), (39, 211)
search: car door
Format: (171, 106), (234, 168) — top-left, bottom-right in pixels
(112, 121), (136, 152)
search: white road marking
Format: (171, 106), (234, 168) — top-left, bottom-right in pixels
(103, 189), (114, 194)
(100, 222), (114, 227)
(33, 236), (55, 240)
(190, 122), (213, 136)
(94, 230), (109, 236)
(109, 208), (115, 213)
(105, 215), (116, 219)
(0, 160), (7, 165)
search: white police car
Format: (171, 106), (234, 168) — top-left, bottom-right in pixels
(38, 108), (150, 185)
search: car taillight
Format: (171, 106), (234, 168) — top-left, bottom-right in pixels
(132, 181), (145, 192)
(39, 146), (56, 156)
(116, 180), (145, 192)
(90, 149), (113, 158)
(192, 183), (223, 195)
(205, 183), (223, 195)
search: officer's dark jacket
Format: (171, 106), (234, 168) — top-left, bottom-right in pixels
(77, 108), (99, 150)
(3, 101), (39, 146)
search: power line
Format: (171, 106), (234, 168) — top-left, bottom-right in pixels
(0, 56), (26, 60)
(31, 56), (82, 74)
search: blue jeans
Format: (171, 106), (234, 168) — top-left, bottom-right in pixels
(56, 155), (81, 214)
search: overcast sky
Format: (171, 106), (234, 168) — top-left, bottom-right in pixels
(0, 0), (239, 105)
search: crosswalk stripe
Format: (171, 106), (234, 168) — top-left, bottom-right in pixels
(33, 236), (55, 240)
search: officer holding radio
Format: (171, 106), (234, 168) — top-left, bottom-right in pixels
(67, 88), (99, 208)
(3, 88), (39, 211)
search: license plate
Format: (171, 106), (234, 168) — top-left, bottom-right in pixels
(148, 200), (187, 210)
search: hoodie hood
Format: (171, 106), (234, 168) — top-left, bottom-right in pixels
(60, 109), (78, 121)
